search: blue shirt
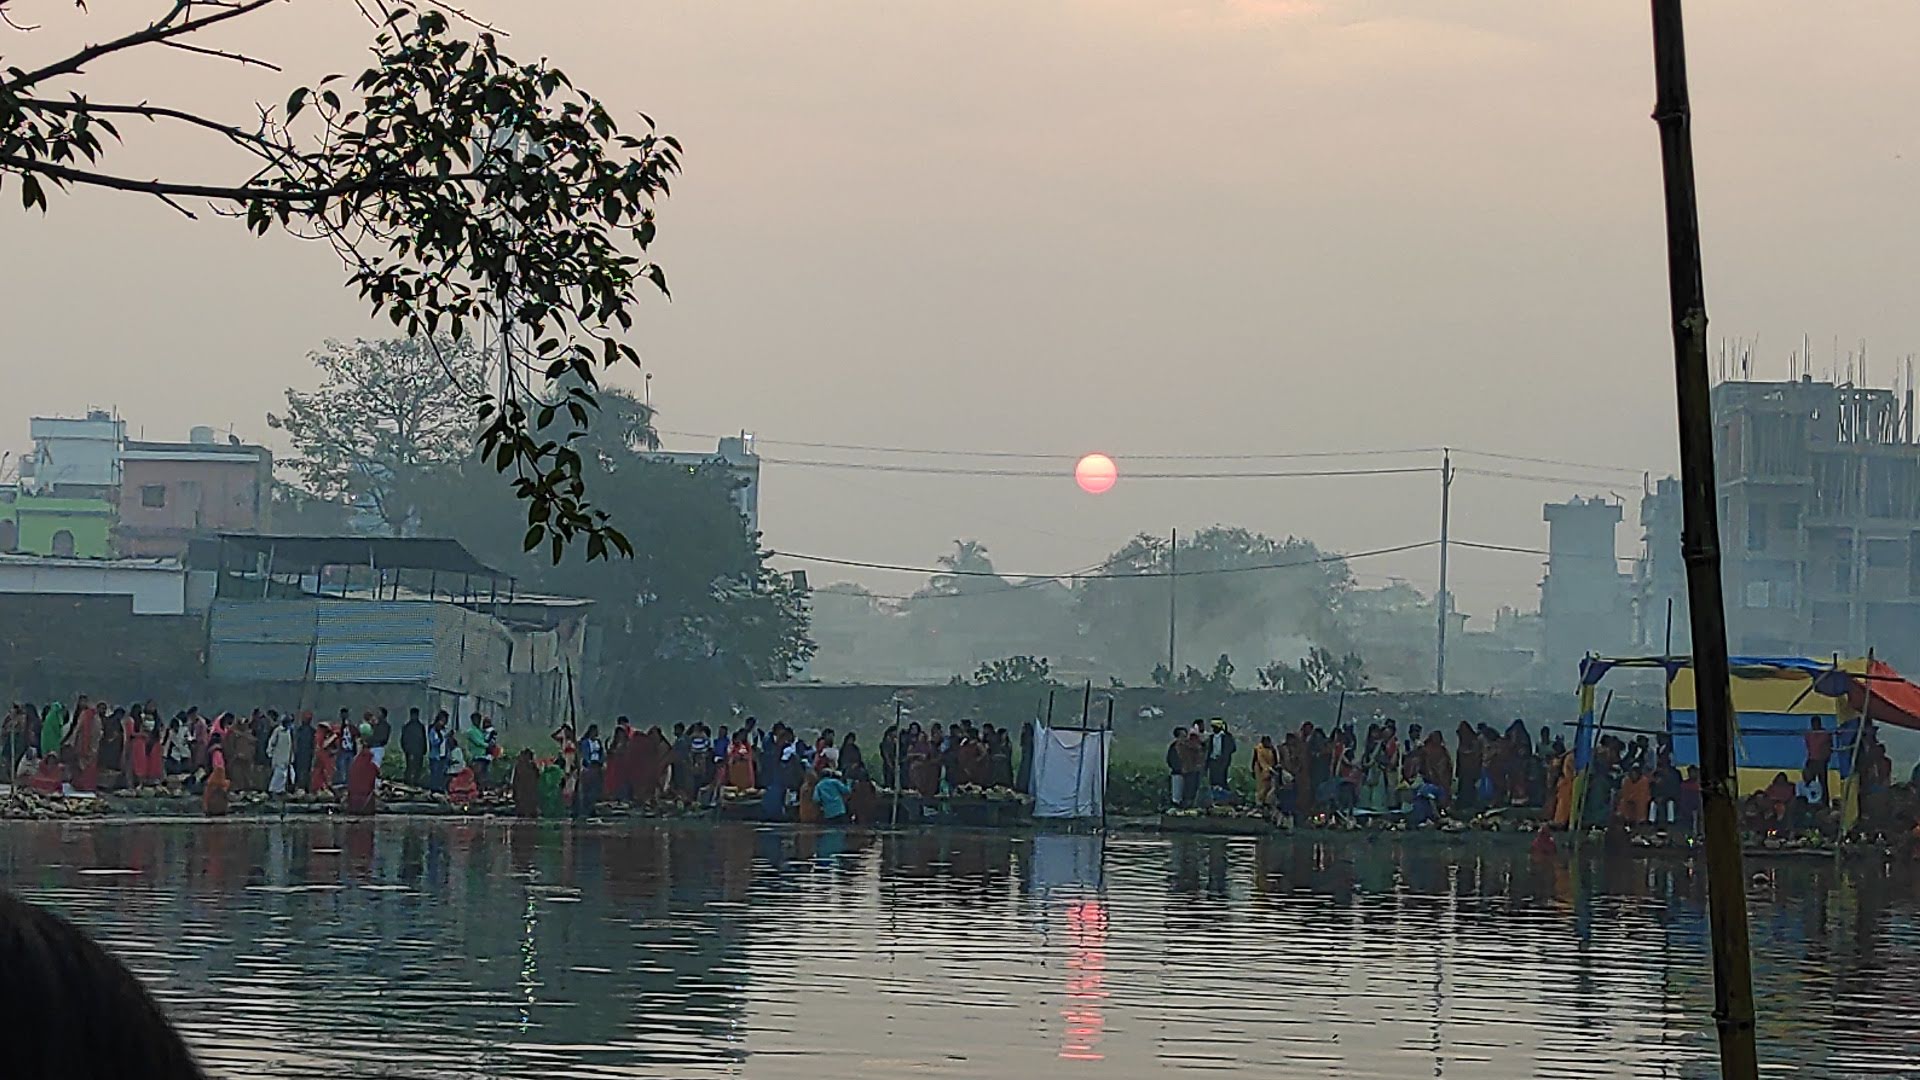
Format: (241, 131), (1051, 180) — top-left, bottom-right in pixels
(813, 777), (851, 820)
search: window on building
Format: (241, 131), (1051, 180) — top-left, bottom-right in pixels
(50, 530), (75, 557)
(1868, 539), (1906, 569)
(1744, 581), (1769, 608)
(1778, 503), (1801, 532)
(1812, 601), (1850, 641)
(1747, 504), (1768, 551)
(140, 484), (167, 508)
(1772, 579), (1796, 609)
(0, 520), (14, 552)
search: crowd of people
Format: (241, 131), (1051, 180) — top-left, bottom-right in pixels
(1177, 714), (1568, 827)
(1208, 711), (1909, 837)
(0, 697), (505, 818)
(10, 692), (1915, 839)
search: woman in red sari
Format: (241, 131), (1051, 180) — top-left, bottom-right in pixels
(310, 722), (336, 793)
(202, 762), (231, 817)
(604, 723), (631, 801)
(67, 698), (101, 792)
(345, 733), (380, 815)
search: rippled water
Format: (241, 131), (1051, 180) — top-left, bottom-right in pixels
(4, 821), (1920, 1079)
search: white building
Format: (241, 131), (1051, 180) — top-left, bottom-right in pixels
(0, 553), (190, 614)
(21, 410), (125, 494)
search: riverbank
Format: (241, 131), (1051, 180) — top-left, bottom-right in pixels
(5, 783), (1908, 863)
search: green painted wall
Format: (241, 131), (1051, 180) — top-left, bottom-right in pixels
(0, 497), (114, 557)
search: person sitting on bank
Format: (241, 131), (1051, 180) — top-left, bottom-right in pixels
(27, 750), (64, 794)
(1763, 771), (1797, 830)
(446, 741), (478, 808)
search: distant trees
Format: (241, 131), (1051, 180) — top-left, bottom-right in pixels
(972, 655), (1053, 687)
(1257, 647), (1370, 693)
(1152, 652), (1238, 692)
(807, 526), (1405, 689)
(1078, 527), (1354, 680)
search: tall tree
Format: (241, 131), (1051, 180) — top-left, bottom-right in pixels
(269, 335), (486, 532)
(410, 413), (810, 717)
(2, 1), (678, 557)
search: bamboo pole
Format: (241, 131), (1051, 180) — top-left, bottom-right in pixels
(1648, 3), (1760, 1075)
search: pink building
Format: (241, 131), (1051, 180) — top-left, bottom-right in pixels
(115, 430), (272, 557)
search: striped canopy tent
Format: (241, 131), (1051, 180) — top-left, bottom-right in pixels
(1575, 655), (1920, 796)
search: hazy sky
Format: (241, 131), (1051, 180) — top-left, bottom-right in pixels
(6, 0), (1919, 620)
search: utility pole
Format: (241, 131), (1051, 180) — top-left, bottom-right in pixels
(1434, 449), (1453, 692)
(1650, 3), (1760, 1078)
(1166, 527), (1179, 680)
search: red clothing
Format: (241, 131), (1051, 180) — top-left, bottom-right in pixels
(203, 766), (231, 816)
(309, 725), (334, 793)
(346, 748), (379, 814)
(131, 734), (165, 785)
(446, 768), (477, 807)
(1805, 729), (1833, 763)
(28, 757), (64, 794)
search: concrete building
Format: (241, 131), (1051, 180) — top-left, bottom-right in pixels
(648, 434), (761, 534)
(20, 410), (124, 497)
(0, 553), (192, 614)
(1636, 377), (1920, 673)
(1633, 475), (1690, 653)
(1539, 496), (1632, 678)
(116, 427), (273, 557)
(0, 492), (115, 557)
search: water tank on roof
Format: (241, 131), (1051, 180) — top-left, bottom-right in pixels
(189, 426), (217, 445)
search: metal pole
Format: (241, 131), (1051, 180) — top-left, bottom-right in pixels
(1435, 449), (1453, 692)
(891, 700), (902, 827)
(1664, 598), (1676, 746)
(1101, 697), (1113, 832)
(1167, 527), (1178, 680)
(1649, 3), (1760, 1075)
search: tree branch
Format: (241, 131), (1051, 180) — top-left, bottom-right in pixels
(3, 0), (284, 92)
(19, 96), (306, 165)
(0, 153), (474, 203)
(158, 37), (282, 72)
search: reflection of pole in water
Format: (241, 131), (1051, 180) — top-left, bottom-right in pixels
(1059, 900), (1109, 1062)
(517, 877), (540, 1031)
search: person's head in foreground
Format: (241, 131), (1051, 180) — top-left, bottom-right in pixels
(0, 891), (205, 1080)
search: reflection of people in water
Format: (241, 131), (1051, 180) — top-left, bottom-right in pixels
(2, 891), (209, 1079)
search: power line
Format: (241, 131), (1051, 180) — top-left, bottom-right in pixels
(1453, 539), (1636, 565)
(761, 457), (1440, 480)
(1452, 448), (1648, 476)
(663, 428), (1657, 476)
(662, 428), (1440, 462)
(1454, 466), (1640, 488)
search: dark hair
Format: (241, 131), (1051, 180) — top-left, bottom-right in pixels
(0, 892), (206, 1079)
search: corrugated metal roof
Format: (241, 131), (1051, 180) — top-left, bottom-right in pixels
(210, 600), (438, 684)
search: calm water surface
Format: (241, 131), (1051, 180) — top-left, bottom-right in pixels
(3, 820), (1919, 1079)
